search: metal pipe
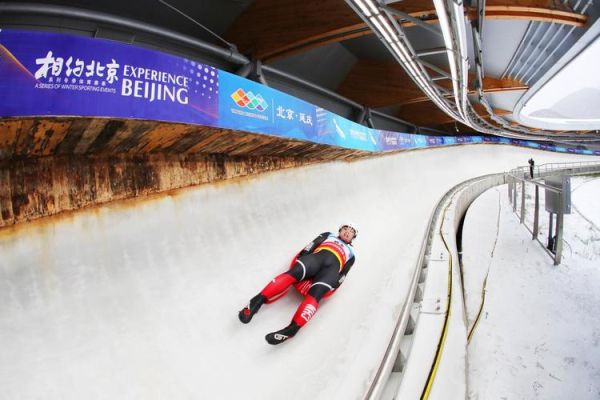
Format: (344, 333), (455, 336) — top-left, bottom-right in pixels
(0, 2), (250, 65)
(514, 23), (554, 82)
(519, 23), (564, 83)
(527, 0), (593, 83)
(416, 47), (449, 57)
(254, 60), (268, 86)
(235, 63), (253, 78)
(381, 5), (443, 36)
(370, 110), (418, 130)
(261, 65), (363, 110)
(157, 0), (236, 51)
(419, 59), (452, 79)
(511, 22), (546, 80)
(355, 107), (368, 125)
(501, 21), (534, 79)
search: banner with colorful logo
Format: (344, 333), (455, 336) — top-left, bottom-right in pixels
(0, 29), (598, 156)
(218, 70), (317, 141)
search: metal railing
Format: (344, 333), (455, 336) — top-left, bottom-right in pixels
(509, 160), (600, 179)
(366, 173), (506, 399)
(507, 161), (600, 264)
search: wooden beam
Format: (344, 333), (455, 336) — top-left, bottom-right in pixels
(438, 121), (474, 134)
(472, 102), (512, 117)
(336, 60), (423, 108)
(336, 60), (526, 108)
(480, 76), (528, 93)
(397, 102), (456, 126)
(226, 0), (586, 61)
(481, 5), (586, 26)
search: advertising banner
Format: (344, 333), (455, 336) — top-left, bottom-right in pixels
(1, 29), (598, 156)
(218, 69), (317, 141)
(0, 29), (219, 126)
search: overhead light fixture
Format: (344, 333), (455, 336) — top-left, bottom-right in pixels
(353, 0), (373, 17)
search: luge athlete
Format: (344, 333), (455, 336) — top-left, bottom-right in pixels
(238, 224), (357, 345)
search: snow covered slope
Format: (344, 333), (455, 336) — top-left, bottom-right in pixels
(465, 179), (600, 400)
(0, 145), (595, 400)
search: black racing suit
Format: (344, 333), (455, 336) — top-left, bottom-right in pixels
(287, 232), (355, 301)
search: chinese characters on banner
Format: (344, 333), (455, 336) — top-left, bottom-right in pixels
(0, 29), (597, 156)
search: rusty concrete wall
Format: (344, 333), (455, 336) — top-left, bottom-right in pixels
(0, 117), (371, 228)
(0, 153), (311, 228)
(0, 118), (367, 160)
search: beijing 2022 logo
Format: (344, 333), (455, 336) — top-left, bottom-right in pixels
(230, 88), (268, 112)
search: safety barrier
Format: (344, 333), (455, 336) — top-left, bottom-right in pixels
(507, 161), (600, 264)
(366, 173), (505, 399)
(368, 160), (600, 399)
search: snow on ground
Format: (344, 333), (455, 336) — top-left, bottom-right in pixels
(0, 145), (596, 400)
(465, 178), (600, 400)
(572, 175), (600, 230)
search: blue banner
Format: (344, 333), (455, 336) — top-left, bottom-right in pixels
(1, 29), (598, 157)
(0, 29), (218, 126)
(218, 69), (317, 141)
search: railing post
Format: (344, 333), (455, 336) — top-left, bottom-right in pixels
(533, 185), (539, 239)
(548, 212), (554, 251)
(520, 180), (526, 224)
(555, 192), (564, 265)
(513, 181), (517, 212)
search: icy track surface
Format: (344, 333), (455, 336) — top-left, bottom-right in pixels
(0, 145), (595, 400)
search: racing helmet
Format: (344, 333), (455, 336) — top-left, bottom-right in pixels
(339, 223), (358, 239)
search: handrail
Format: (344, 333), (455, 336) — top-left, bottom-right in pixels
(370, 162), (600, 399)
(509, 160), (600, 178)
(507, 161), (600, 265)
(364, 186), (442, 399)
(367, 172), (506, 399)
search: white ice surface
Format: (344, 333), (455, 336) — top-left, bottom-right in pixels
(0, 145), (596, 400)
(465, 179), (600, 400)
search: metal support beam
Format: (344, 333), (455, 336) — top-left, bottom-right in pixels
(418, 59), (452, 80)
(555, 196), (564, 265)
(157, 0), (237, 52)
(236, 63), (253, 78)
(381, 5), (443, 36)
(513, 182), (518, 212)
(416, 47), (449, 57)
(262, 65), (363, 110)
(533, 185), (540, 239)
(548, 212), (554, 251)
(520, 181), (526, 223)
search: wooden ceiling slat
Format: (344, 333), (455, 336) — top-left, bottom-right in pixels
(336, 60), (527, 111)
(226, 0), (586, 61)
(481, 76), (528, 93)
(397, 102), (456, 126)
(337, 60), (423, 108)
(472, 102), (512, 117)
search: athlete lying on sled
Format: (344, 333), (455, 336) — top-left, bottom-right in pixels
(238, 224), (357, 345)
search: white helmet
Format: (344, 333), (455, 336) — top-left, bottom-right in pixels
(339, 223), (358, 239)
